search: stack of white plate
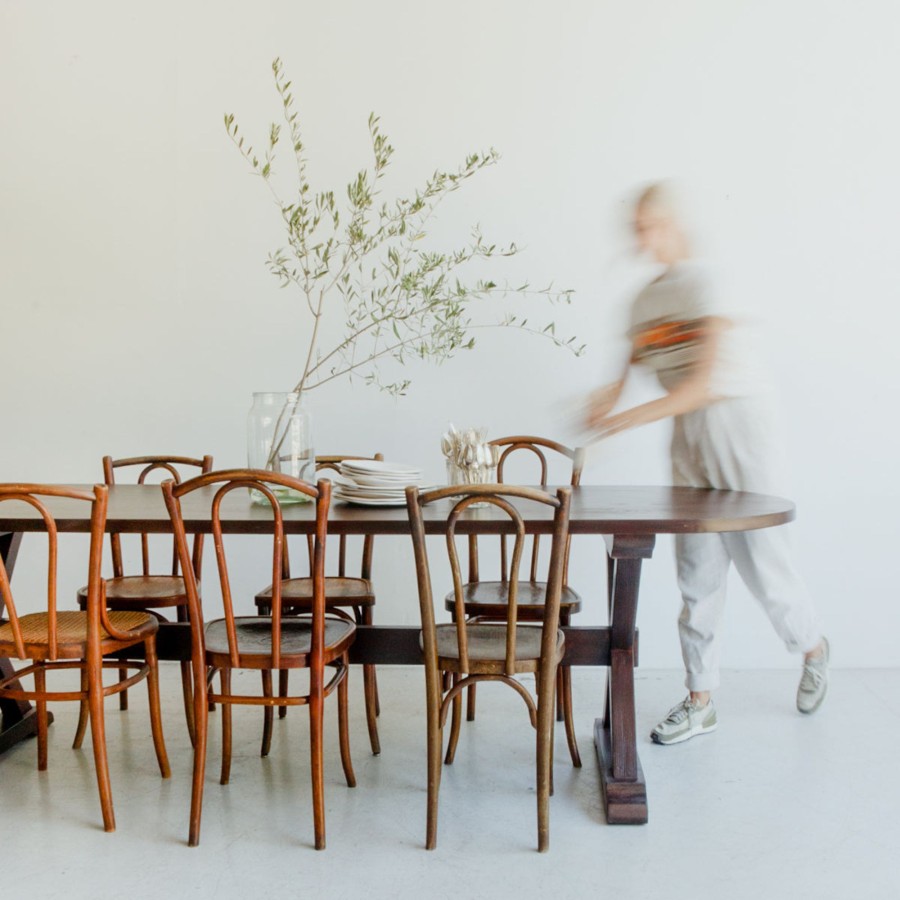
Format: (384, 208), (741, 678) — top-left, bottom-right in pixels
(333, 460), (427, 506)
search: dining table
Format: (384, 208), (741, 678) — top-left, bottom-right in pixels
(0, 483), (794, 825)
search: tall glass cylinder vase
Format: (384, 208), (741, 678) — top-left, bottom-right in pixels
(247, 391), (315, 504)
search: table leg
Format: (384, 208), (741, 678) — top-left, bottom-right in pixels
(0, 532), (51, 756)
(594, 534), (655, 824)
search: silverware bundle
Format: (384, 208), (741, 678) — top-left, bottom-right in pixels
(440, 424), (500, 484)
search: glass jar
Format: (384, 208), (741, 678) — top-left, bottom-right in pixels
(445, 459), (498, 508)
(247, 392), (315, 504)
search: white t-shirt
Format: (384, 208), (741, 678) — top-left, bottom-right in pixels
(628, 262), (764, 399)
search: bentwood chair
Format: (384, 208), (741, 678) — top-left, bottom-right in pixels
(254, 454), (381, 756)
(75, 454), (213, 746)
(0, 484), (170, 832)
(163, 470), (356, 849)
(406, 483), (572, 852)
(444, 436), (585, 767)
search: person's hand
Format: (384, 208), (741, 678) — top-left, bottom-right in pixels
(589, 405), (654, 439)
(584, 384), (621, 430)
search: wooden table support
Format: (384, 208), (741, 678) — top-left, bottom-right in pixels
(593, 534), (655, 824)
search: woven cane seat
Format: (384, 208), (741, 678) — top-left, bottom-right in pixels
(0, 610), (158, 659)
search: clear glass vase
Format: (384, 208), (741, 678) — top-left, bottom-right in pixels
(247, 392), (315, 504)
(446, 460), (498, 508)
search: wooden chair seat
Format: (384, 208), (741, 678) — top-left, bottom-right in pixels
(204, 616), (356, 669)
(444, 582), (582, 620)
(0, 610), (158, 660)
(431, 623), (565, 674)
(255, 577), (375, 612)
(78, 575), (188, 608)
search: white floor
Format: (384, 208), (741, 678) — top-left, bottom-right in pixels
(1, 664), (897, 900)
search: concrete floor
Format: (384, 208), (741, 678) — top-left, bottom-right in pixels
(0, 664), (896, 900)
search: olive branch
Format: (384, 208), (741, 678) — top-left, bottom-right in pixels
(225, 57), (584, 409)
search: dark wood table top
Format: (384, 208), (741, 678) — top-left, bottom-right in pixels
(0, 484), (795, 536)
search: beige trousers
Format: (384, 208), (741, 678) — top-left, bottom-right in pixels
(671, 396), (822, 692)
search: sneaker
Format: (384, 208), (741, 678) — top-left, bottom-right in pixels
(797, 637), (829, 714)
(650, 697), (718, 745)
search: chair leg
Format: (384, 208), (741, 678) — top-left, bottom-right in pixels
(309, 671), (326, 850)
(444, 674), (462, 765)
(206, 666), (217, 713)
(278, 669), (289, 720)
(362, 608), (380, 754)
(34, 663), (48, 772)
(87, 655), (115, 832)
(363, 663), (381, 756)
(144, 641), (171, 778)
(556, 668), (565, 722)
(180, 660), (196, 748)
(560, 666), (582, 768)
(535, 663), (556, 853)
(73, 668), (89, 750)
(337, 657), (356, 788)
(466, 683), (477, 721)
(189, 662), (209, 847)
(425, 666), (443, 850)
(219, 668), (232, 785)
(118, 667), (128, 711)
(261, 669), (274, 758)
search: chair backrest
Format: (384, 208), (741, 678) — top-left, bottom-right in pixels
(469, 436), (584, 585)
(282, 453), (382, 581)
(406, 484), (572, 676)
(103, 455), (213, 579)
(0, 484), (112, 660)
(163, 470), (331, 671)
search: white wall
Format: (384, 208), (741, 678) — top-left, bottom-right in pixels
(3, 0), (899, 668)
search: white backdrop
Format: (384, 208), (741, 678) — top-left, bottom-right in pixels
(3, 0), (898, 669)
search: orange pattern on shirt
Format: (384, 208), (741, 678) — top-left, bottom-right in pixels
(634, 320), (705, 354)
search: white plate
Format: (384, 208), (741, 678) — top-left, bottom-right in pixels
(346, 473), (423, 487)
(333, 492), (408, 507)
(340, 460), (421, 477)
(333, 484), (436, 506)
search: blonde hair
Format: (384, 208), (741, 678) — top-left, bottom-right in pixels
(634, 180), (684, 220)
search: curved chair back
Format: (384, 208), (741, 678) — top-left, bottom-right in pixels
(282, 453), (382, 581)
(0, 484), (108, 660)
(406, 484), (571, 676)
(103, 455), (213, 580)
(470, 436), (583, 584)
(163, 470), (330, 671)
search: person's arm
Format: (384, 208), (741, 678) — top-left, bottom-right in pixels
(589, 316), (728, 438)
(585, 356), (632, 430)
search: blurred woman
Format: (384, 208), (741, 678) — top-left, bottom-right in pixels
(586, 183), (828, 745)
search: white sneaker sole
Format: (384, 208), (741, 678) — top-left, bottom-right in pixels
(650, 720), (718, 746)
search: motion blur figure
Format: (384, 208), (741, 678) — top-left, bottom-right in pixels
(586, 182), (828, 745)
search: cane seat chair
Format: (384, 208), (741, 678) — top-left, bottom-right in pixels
(163, 469), (355, 849)
(0, 484), (170, 832)
(443, 436), (585, 767)
(407, 483), (572, 852)
(75, 454), (213, 746)
(253, 454), (382, 756)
